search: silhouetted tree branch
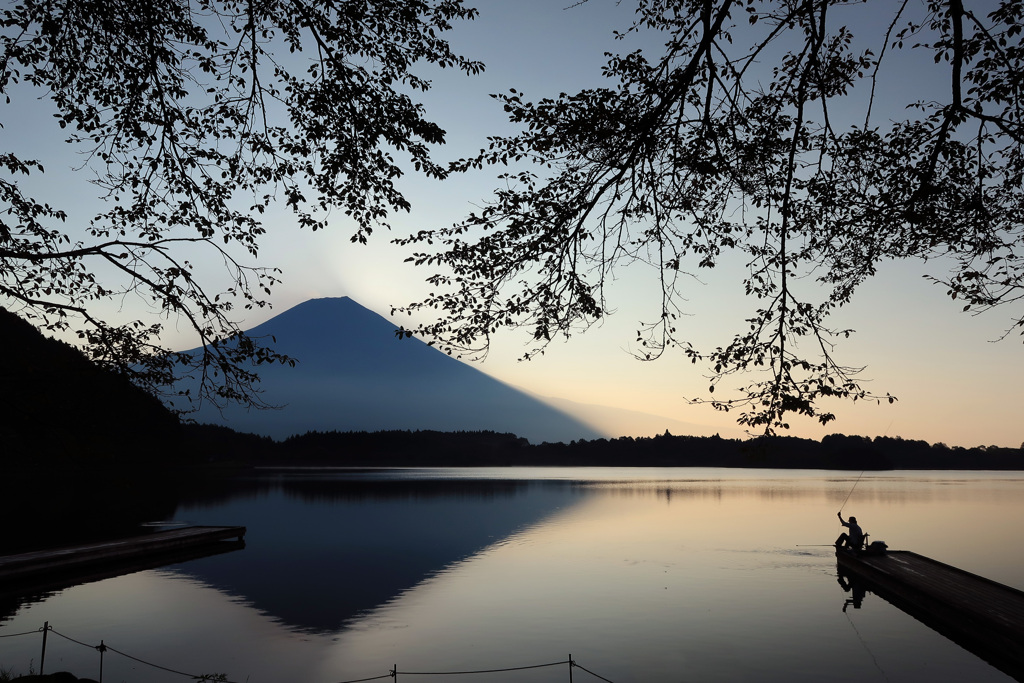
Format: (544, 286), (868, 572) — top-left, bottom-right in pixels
(0, 0), (482, 411)
(397, 0), (1023, 433)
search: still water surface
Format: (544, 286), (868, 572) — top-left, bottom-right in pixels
(3, 468), (1023, 682)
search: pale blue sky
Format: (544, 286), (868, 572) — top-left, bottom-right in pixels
(5, 0), (1022, 448)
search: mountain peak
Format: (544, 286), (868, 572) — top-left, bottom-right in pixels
(186, 297), (599, 443)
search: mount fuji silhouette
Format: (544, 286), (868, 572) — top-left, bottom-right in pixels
(182, 297), (601, 443)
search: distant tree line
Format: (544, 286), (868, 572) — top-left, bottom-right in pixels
(180, 425), (1023, 471)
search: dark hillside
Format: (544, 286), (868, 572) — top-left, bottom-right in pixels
(0, 307), (183, 467)
(0, 307), (184, 551)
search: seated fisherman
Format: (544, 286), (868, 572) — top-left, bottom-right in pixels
(835, 512), (864, 550)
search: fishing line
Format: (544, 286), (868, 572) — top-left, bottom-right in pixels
(838, 469), (865, 514)
(837, 421), (893, 516)
(844, 610), (890, 682)
(837, 421), (892, 515)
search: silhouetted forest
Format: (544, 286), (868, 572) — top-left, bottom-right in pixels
(179, 425), (1022, 471)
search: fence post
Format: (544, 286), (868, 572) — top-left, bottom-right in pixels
(391, 663), (397, 682)
(40, 622), (49, 675)
(98, 639), (107, 683)
(568, 653), (573, 683)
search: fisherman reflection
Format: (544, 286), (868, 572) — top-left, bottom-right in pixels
(837, 566), (867, 612)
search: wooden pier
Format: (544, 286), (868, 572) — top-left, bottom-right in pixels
(837, 549), (1024, 680)
(0, 526), (246, 583)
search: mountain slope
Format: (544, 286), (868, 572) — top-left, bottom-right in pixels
(182, 297), (601, 443)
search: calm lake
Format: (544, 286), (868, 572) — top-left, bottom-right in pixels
(3, 468), (1023, 683)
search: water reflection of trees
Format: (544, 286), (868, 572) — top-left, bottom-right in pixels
(176, 471), (1024, 508)
(175, 475), (569, 507)
(558, 476), (1024, 515)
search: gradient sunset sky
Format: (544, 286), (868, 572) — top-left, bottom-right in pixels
(8, 0), (1022, 448)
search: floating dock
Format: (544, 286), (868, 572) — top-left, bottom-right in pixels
(0, 525), (246, 583)
(837, 549), (1024, 680)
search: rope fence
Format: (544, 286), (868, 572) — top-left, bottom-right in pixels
(0, 623), (618, 683)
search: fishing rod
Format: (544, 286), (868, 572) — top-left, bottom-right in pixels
(805, 462), (879, 549)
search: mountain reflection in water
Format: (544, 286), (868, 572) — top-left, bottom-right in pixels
(166, 474), (580, 633)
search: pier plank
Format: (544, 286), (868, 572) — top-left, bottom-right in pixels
(0, 526), (246, 582)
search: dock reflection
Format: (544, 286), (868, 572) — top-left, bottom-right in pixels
(0, 540), (245, 624)
(835, 561), (1024, 682)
